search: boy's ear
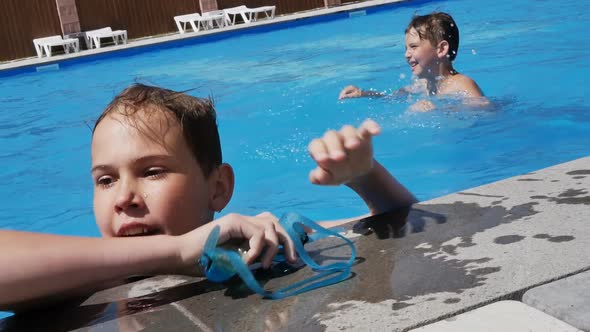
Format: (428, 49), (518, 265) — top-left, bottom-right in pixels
(208, 163), (235, 213)
(436, 40), (450, 59)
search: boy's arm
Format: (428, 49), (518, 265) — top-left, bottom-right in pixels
(0, 213), (296, 312)
(346, 160), (416, 215)
(308, 119), (417, 225)
(339, 85), (386, 100)
(0, 230), (181, 312)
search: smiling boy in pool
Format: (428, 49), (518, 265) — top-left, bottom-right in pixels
(339, 12), (487, 110)
(0, 83), (416, 312)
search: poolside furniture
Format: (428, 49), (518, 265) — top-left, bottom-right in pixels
(223, 5), (276, 25)
(174, 12), (227, 34)
(85, 27), (128, 49)
(201, 10), (229, 29)
(247, 5), (276, 22)
(174, 13), (205, 33)
(32, 35), (80, 58)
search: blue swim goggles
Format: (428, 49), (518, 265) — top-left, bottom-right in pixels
(199, 212), (357, 299)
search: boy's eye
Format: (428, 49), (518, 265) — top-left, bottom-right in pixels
(144, 167), (167, 178)
(96, 176), (115, 188)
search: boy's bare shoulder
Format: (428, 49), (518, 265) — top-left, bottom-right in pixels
(444, 73), (484, 97)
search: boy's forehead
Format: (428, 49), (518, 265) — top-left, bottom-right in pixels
(93, 108), (184, 149)
(102, 107), (179, 132)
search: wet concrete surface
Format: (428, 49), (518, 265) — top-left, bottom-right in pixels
(1, 156), (589, 331)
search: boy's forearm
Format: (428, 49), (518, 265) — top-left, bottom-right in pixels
(346, 160), (417, 215)
(360, 89), (385, 98)
(0, 231), (180, 312)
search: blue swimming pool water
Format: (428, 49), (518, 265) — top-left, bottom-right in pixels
(1, 0), (589, 241)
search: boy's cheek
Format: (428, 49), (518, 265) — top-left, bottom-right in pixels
(93, 195), (112, 236)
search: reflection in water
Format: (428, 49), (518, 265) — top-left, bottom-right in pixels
(0, 278), (224, 331)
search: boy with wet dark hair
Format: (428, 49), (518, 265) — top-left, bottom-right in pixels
(0, 83), (416, 312)
(340, 12), (486, 110)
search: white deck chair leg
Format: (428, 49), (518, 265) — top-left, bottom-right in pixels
(190, 20), (199, 32)
(34, 43), (43, 58)
(223, 12), (231, 26)
(175, 20), (186, 34)
(44, 45), (52, 57)
(240, 12), (251, 23)
(215, 17), (224, 28)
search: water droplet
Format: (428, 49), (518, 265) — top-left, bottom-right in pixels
(399, 73), (406, 79)
(471, 49), (477, 55)
(450, 23), (454, 27)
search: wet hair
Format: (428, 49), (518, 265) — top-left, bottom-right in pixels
(405, 12), (459, 61)
(93, 83), (222, 177)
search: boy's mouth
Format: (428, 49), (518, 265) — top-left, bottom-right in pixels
(117, 222), (162, 237)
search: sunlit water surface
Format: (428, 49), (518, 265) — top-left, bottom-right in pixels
(0, 0), (588, 247)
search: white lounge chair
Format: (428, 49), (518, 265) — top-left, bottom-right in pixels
(174, 12), (227, 34)
(85, 27), (128, 49)
(174, 13), (205, 33)
(201, 10), (230, 29)
(247, 5), (276, 22)
(223, 5), (276, 25)
(32, 35), (80, 58)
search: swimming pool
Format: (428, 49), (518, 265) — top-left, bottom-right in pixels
(1, 0), (589, 241)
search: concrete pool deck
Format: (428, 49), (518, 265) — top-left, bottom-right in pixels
(1, 156), (588, 331)
(0, 0), (408, 74)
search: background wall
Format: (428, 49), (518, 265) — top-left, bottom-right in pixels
(75, 0), (201, 39)
(0, 0), (351, 62)
(0, 0), (63, 61)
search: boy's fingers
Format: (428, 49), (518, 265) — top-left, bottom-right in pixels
(261, 224), (279, 268)
(245, 226), (265, 264)
(358, 119), (381, 140)
(308, 138), (329, 162)
(275, 225), (297, 263)
(322, 130), (346, 160)
(339, 86), (356, 100)
(340, 125), (361, 149)
(309, 134), (346, 173)
(309, 167), (334, 185)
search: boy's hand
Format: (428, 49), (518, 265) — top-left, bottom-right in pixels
(216, 212), (296, 268)
(339, 85), (362, 100)
(409, 99), (436, 112)
(308, 119), (381, 186)
(178, 212), (296, 275)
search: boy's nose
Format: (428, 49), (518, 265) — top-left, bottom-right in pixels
(404, 49), (411, 59)
(114, 180), (143, 213)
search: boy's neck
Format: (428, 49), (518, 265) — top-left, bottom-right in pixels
(425, 63), (456, 95)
